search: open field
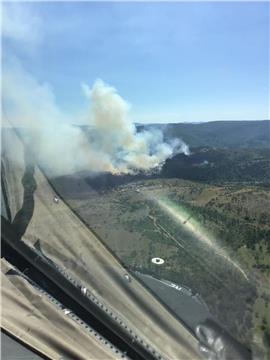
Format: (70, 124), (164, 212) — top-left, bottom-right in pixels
(54, 177), (270, 352)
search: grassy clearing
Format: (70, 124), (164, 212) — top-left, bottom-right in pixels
(68, 178), (270, 352)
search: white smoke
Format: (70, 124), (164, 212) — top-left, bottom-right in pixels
(82, 79), (190, 174)
(2, 2), (190, 177)
(2, 62), (190, 176)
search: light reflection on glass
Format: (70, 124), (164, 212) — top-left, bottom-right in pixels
(152, 196), (249, 282)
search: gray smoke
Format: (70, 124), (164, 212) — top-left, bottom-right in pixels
(2, 62), (190, 176)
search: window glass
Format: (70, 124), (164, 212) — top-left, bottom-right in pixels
(2, 1), (269, 358)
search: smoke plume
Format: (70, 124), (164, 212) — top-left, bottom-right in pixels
(2, 62), (189, 176)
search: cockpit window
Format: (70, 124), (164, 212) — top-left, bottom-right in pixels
(1, 1), (269, 359)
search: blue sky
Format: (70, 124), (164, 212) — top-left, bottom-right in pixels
(2, 1), (269, 123)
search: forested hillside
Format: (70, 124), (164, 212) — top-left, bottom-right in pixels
(137, 120), (270, 148)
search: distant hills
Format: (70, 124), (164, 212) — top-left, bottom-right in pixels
(137, 120), (270, 149)
(57, 147), (269, 192)
(160, 147), (270, 184)
(51, 121), (270, 190)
